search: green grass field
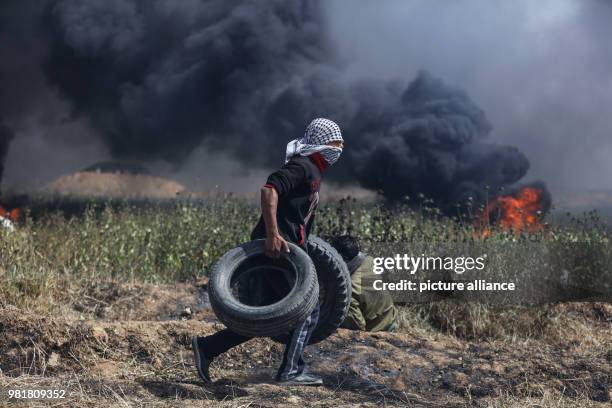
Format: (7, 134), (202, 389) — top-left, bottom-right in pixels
(1, 195), (609, 315)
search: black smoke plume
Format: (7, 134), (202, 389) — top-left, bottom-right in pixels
(0, 119), (14, 196)
(44, 0), (336, 165)
(0, 2), (49, 195)
(38, 0), (541, 213)
(353, 72), (532, 212)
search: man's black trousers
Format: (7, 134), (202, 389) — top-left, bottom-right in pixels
(200, 303), (320, 380)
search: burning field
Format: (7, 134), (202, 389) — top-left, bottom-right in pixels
(485, 186), (547, 233)
(475, 184), (551, 238)
(0, 205), (18, 232)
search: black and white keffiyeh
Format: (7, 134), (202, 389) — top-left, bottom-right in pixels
(285, 118), (343, 165)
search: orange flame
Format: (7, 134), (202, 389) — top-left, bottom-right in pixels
(0, 206), (19, 221)
(477, 187), (544, 237)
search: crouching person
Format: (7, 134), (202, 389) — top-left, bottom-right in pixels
(192, 118), (345, 386)
(329, 235), (399, 332)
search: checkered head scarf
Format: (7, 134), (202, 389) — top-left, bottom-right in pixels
(285, 118), (344, 166)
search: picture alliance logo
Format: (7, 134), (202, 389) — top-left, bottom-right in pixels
(372, 279), (516, 292)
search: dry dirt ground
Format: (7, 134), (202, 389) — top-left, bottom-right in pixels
(0, 280), (610, 407)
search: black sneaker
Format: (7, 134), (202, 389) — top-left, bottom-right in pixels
(277, 373), (323, 386)
(191, 336), (213, 383)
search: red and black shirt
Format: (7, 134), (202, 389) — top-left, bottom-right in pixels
(251, 153), (327, 247)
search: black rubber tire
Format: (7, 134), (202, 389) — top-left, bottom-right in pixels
(208, 239), (319, 337)
(272, 236), (352, 344)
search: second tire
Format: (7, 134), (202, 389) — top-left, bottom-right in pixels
(272, 236), (352, 344)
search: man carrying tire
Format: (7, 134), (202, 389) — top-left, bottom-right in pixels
(192, 118), (344, 386)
